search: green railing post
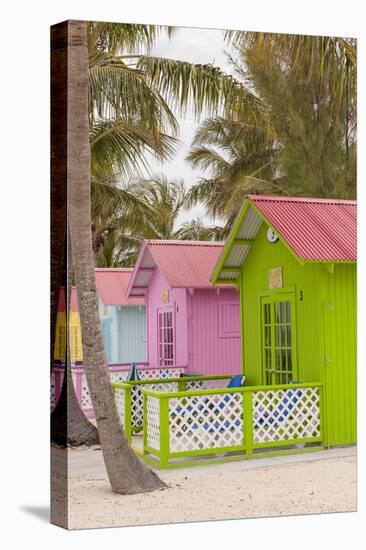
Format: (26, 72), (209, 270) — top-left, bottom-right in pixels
(124, 386), (132, 444)
(243, 390), (254, 456)
(159, 396), (169, 468)
(319, 384), (326, 447)
(178, 379), (186, 392)
(142, 392), (147, 455)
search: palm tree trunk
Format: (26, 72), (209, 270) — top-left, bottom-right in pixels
(67, 19), (166, 494)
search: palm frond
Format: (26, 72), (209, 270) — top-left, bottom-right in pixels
(186, 147), (230, 174)
(89, 57), (178, 133)
(90, 119), (178, 179)
(87, 23), (173, 55)
(136, 56), (266, 120)
(174, 218), (224, 241)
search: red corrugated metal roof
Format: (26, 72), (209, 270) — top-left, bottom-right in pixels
(248, 195), (357, 261)
(128, 240), (231, 294)
(95, 268), (145, 305)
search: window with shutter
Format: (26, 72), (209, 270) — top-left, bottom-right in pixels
(219, 301), (240, 338)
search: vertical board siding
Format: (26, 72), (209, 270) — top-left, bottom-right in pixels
(101, 317), (112, 363)
(324, 264), (357, 445)
(240, 221), (356, 446)
(98, 296), (147, 364)
(188, 289), (241, 376)
(117, 305), (147, 363)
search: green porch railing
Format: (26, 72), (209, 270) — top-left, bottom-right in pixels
(112, 374), (237, 441)
(142, 382), (324, 468)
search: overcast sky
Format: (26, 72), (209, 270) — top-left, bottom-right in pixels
(142, 26), (236, 224)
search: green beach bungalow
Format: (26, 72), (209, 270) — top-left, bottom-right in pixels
(211, 195), (356, 448)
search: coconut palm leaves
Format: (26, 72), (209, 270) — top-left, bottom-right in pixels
(175, 219), (225, 241)
(186, 113), (279, 231)
(90, 119), (177, 180)
(93, 175), (219, 267)
(87, 22), (169, 55)
(87, 23), (272, 257)
(136, 56), (265, 120)
(88, 22), (267, 180)
(88, 34), (179, 182)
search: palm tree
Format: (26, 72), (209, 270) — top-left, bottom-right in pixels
(186, 114), (279, 233)
(66, 20), (166, 494)
(93, 175), (222, 266)
(87, 23), (268, 243)
(175, 218), (225, 241)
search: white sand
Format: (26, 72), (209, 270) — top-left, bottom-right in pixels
(52, 445), (356, 529)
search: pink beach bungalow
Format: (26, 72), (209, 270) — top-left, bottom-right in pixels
(126, 240), (242, 376)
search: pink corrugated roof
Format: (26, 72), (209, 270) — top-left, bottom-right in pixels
(57, 269), (143, 310)
(128, 240), (231, 295)
(248, 195), (357, 261)
(95, 268), (145, 305)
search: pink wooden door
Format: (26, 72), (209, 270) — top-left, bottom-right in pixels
(157, 306), (176, 366)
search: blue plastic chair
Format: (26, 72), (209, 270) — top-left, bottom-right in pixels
(126, 362), (140, 381)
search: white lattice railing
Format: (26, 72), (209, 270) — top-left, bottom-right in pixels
(143, 382), (323, 467)
(50, 363), (187, 415)
(146, 395), (161, 451)
(112, 374), (234, 438)
(114, 386), (126, 433)
(131, 381), (179, 428)
(168, 392), (244, 453)
(252, 385), (321, 444)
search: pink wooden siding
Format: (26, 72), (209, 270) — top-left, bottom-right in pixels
(187, 289), (241, 375)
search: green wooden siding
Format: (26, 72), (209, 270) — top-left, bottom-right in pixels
(240, 221), (356, 446)
(322, 264), (356, 445)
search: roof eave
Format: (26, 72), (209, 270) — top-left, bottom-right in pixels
(211, 199), (252, 285)
(125, 241), (150, 298)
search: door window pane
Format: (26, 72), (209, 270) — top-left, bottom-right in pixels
(264, 303), (271, 324)
(262, 298), (295, 385)
(158, 308), (175, 366)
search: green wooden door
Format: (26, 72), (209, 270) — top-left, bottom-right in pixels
(261, 293), (297, 385)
